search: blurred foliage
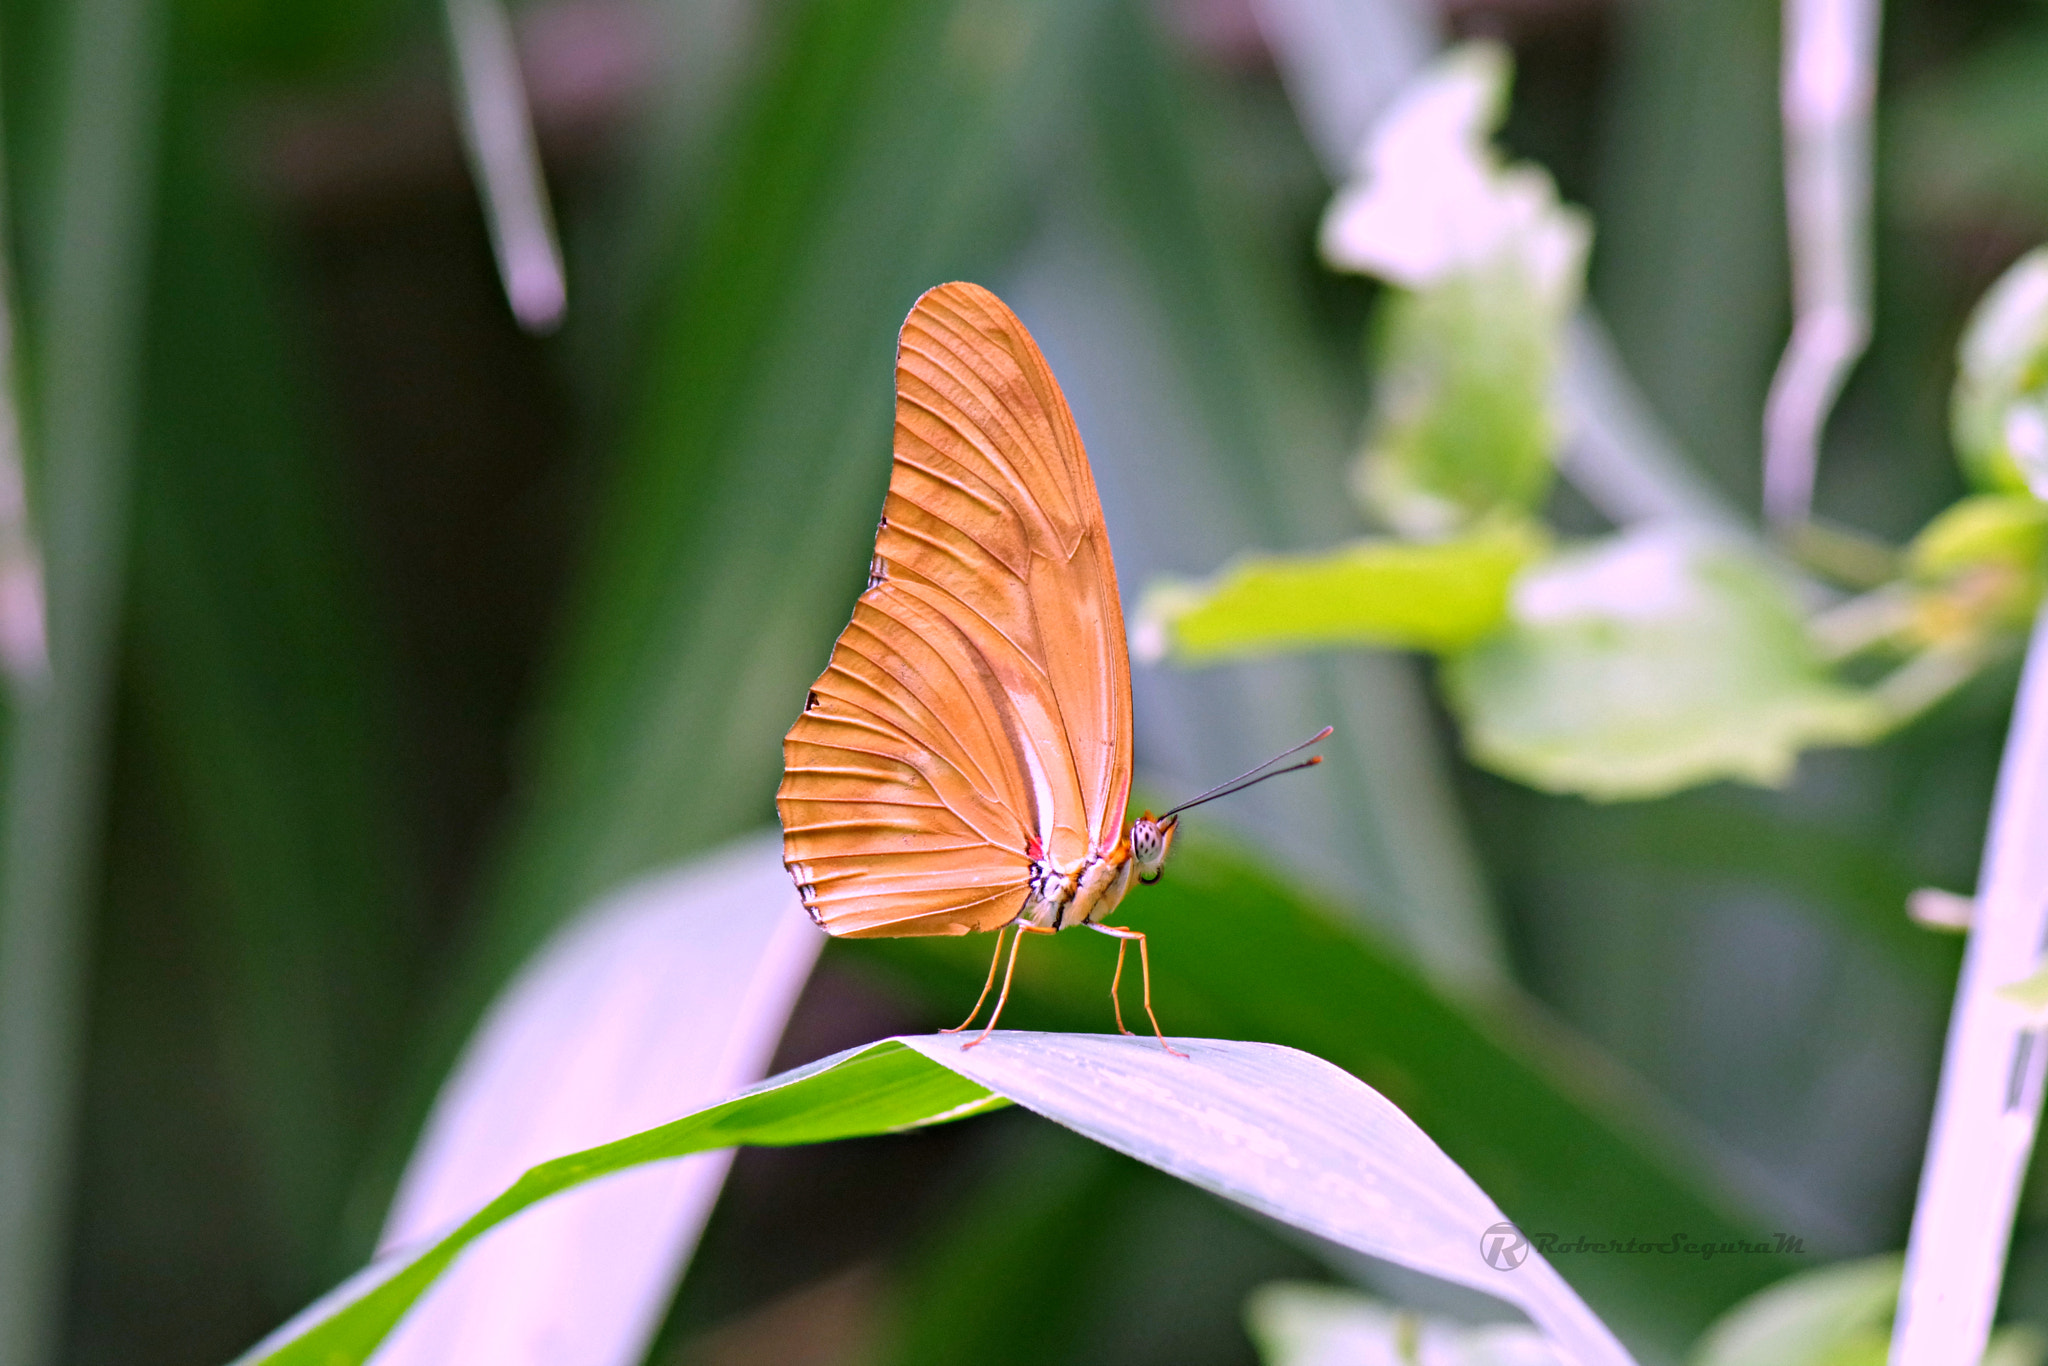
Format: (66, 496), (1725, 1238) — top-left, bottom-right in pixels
(1687, 1254), (2046, 1366)
(1136, 519), (1543, 661)
(1953, 245), (2048, 498)
(1246, 1281), (1561, 1365)
(1319, 42), (1587, 539)
(851, 828), (1797, 1359)
(1444, 528), (1885, 801)
(4, 0), (2048, 1364)
(1141, 41), (2044, 802)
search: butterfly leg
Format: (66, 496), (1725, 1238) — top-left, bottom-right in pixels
(1105, 934), (1135, 1036)
(964, 924), (1055, 1049)
(941, 925), (1011, 1034)
(1087, 925), (1187, 1057)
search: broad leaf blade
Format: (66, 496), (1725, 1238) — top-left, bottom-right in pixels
(371, 835), (822, 1366)
(122, 94), (425, 1301)
(237, 1033), (1633, 1366)
(857, 831), (1801, 1357)
(235, 1041), (1003, 1366)
(905, 1033), (1633, 1366)
(0, 0), (165, 1356)
(1444, 528), (1885, 800)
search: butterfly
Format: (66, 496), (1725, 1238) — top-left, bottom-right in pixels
(776, 282), (1327, 1050)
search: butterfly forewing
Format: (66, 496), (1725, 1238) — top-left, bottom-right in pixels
(777, 282), (1134, 938)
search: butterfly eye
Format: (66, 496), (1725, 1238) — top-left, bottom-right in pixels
(1132, 815), (1175, 884)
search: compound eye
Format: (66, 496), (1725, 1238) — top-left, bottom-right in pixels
(1132, 818), (1168, 882)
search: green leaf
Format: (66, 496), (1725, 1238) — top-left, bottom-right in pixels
(1952, 245), (2048, 499)
(238, 1041), (1005, 1366)
(1898, 494), (2048, 648)
(1319, 42), (1587, 310)
(239, 1033), (1635, 1366)
(1247, 1282), (1564, 1366)
(1588, 0), (1783, 504)
(1351, 240), (1572, 539)
(1689, 1256), (1899, 1366)
(119, 87), (423, 1298)
(858, 832), (1801, 1358)
(1133, 519), (1545, 661)
(1690, 1255), (2046, 1366)
(1908, 495), (2048, 582)
(1444, 528), (1886, 801)
(866, 1121), (1323, 1366)
(1319, 42), (1588, 537)
(1891, 25), (2048, 244)
(863, 1124), (1155, 1366)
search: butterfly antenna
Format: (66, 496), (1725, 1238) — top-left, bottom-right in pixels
(1160, 726), (1333, 820)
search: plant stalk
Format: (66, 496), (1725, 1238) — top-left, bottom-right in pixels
(1892, 606), (2048, 1361)
(1762, 0), (1880, 528)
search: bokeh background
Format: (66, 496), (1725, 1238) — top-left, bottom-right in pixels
(2, 0), (2046, 1362)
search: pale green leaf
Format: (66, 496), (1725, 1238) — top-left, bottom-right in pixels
(1690, 1255), (2045, 1366)
(1997, 963), (2048, 1019)
(1690, 1256), (1898, 1366)
(1354, 268), (1573, 536)
(1952, 245), (2048, 499)
(1444, 528), (1886, 801)
(1319, 41), (1588, 311)
(1133, 521), (1545, 662)
(236, 1034), (1635, 1366)
(1247, 1282), (1566, 1366)
(1906, 495), (2048, 581)
(1318, 41), (1589, 538)
(1898, 494), (2048, 648)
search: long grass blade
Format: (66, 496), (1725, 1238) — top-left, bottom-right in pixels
(444, 0), (567, 332)
(0, 0), (166, 1360)
(370, 836), (820, 1365)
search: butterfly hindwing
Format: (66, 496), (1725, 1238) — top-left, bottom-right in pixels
(777, 283), (1134, 937)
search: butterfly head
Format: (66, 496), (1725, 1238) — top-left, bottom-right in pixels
(1130, 813), (1177, 885)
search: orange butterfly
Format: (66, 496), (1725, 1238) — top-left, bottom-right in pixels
(777, 282), (1327, 1050)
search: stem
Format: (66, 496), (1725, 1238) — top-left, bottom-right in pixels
(0, 128), (45, 688)
(1892, 607), (2048, 1362)
(1762, 0), (1880, 528)
(444, 0), (567, 333)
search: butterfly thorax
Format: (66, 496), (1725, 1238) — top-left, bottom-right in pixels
(1021, 841), (1131, 931)
(1020, 814), (1176, 932)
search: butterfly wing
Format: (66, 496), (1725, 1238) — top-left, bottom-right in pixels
(777, 282), (1133, 938)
